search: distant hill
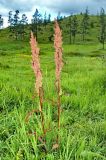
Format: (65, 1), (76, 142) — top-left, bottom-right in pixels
(0, 14), (104, 44)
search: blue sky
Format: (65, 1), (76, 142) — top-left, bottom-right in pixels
(0, 0), (106, 27)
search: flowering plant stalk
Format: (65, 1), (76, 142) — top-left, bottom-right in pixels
(26, 21), (64, 150)
(30, 32), (45, 135)
(54, 20), (63, 143)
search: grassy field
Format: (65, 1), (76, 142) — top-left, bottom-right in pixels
(0, 37), (106, 160)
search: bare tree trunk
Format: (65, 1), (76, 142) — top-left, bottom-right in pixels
(103, 41), (105, 49)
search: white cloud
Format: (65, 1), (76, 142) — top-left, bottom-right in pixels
(0, 0), (106, 15)
(0, 0), (106, 27)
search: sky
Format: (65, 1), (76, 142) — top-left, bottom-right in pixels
(0, 0), (106, 27)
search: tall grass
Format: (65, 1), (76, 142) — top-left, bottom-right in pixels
(29, 32), (45, 139)
(27, 21), (63, 149)
(54, 20), (63, 144)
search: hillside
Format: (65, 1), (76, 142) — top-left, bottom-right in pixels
(0, 15), (103, 44)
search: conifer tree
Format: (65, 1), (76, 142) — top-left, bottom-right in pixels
(8, 11), (13, 32)
(19, 14), (28, 40)
(31, 9), (42, 40)
(57, 11), (61, 21)
(71, 15), (78, 44)
(57, 12), (63, 21)
(13, 10), (20, 40)
(47, 14), (51, 23)
(81, 8), (89, 41)
(99, 8), (106, 49)
(69, 15), (72, 44)
(44, 12), (47, 29)
(0, 15), (3, 29)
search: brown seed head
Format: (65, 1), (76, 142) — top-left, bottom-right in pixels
(54, 20), (63, 84)
(30, 32), (42, 94)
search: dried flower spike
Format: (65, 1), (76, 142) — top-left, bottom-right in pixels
(54, 20), (63, 85)
(30, 32), (45, 135)
(30, 31), (42, 95)
(54, 20), (63, 143)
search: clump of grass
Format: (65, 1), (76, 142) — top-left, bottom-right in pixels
(27, 21), (63, 150)
(0, 62), (10, 69)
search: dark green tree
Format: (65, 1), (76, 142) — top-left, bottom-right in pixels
(44, 12), (47, 29)
(57, 11), (61, 21)
(0, 15), (3, 29)
(14, 10), (20, 25)
(19, 14), (28, 40)
(69, 15), (72, 44)
(47, 14), (51, 23)
(81, 8), (89, 41)
(8, 11), (13, 28)
(57, 11), (63, 21)
(31, 9), (42, 40)
(13, 10), (20, 40)
(71, 15), (78, 44)
(99, 8), (106, 49)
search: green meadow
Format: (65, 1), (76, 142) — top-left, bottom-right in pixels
(0, 39), (106, 159)
(0, 16), (106, 159)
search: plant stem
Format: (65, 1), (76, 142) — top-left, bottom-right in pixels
(39, 88), (45, 135)
(57, 80), (61, 143)
(57, 80), (61, 129)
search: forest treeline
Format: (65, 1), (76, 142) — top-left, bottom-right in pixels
(0, 8), (106, 49)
